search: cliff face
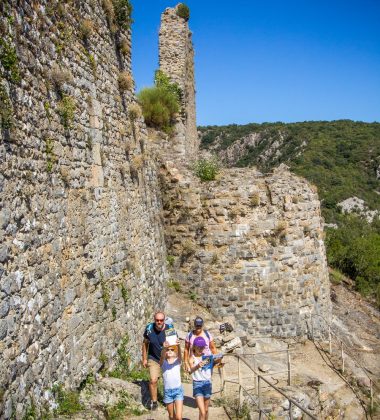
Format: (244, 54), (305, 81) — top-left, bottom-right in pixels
(0, 1), (167, 416)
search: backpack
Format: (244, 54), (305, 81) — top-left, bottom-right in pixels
(187, 329), (211, 343)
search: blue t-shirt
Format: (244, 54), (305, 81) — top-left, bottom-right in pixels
(143, 323), (172, 362)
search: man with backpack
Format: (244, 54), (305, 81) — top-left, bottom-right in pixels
(142, 311), (174, 411)
(184, 316), (217, 373)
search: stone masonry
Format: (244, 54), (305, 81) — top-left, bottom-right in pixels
(159, 5), (198, 159)
(160, 163), (331, 337)
(0, 1), (168, 417)
(156, 5), (331, 339)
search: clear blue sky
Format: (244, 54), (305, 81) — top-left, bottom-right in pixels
(132, 1), (380, 126)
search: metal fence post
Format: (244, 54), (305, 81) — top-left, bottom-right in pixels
(253, 355), (258, 393)
(238, 357), (243, 409)
(258, 375), (262, 420)
(287, 348), (291, 386)
(289, 400), (293, 420)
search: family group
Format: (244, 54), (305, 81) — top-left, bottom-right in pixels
(142, 311), (223, 420)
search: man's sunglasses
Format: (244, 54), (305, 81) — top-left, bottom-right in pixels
(167, 348), (176, 352)
(155, 318), (165, 322)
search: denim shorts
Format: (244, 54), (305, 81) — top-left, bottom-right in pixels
(193, 380), (212, 398)
(163, 385), (184, 404)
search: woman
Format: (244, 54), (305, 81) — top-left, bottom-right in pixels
(184, 316), (217, 373)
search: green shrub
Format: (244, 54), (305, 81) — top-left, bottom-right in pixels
(57, 95), (76, 129)
(166, 255), (175, 267)
(52, 384), (83, 415)
(137, 87), (179, 133)
(154, 70), (182, 104)
(0, 83), (13, 129)
(112, 0), (133, 30)
(0, 37), (20, 83)
(176, 3), (190, 21)
(193, 158), (220, 181)
(167, 279), (181, 292)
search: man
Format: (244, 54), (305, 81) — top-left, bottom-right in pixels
(142, 311), (173, 410)
(184, 316), (217, 373)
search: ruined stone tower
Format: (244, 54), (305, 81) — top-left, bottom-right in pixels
(159, 5), (199, 159)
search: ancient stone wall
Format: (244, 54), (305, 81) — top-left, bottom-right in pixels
(159, 5), (198, 159)
(0, 1), (167, 417)
(160, 163), (331, 337)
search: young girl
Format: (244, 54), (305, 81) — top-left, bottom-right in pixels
(189, 336), (213, 420)
(159, 340), (183, 420)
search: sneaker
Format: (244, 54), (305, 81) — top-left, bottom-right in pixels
(151, 401), (158, 411)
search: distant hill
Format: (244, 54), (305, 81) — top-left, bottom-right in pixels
(199, 120), (380, 223)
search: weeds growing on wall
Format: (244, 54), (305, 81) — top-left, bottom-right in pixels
(0, 82), (13, 129)
(57, 95), (76, 129)
(52, 384), (83, 416)
(0, 37), (20, 83)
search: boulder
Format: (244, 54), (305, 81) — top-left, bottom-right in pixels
(221, 337), (242, 353)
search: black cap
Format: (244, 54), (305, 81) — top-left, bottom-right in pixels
(194, 316), (204, 327)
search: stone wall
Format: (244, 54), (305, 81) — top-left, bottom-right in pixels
(159, 5), (198, 159)
(160, 162), (331, 337)
(0, 1), (167, 417)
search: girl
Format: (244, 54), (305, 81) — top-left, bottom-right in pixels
(189, 336), (213, 420)
(160, 340), (184, 420)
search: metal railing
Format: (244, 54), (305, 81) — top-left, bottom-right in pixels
(220, 353), (318, 419)
(309, 313), (377, 411)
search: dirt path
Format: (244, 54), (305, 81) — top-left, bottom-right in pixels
(128, 381), (228, 420)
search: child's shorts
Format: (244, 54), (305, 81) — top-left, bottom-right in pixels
(163, 385), (184, 404)
(193, 380), (212, 398)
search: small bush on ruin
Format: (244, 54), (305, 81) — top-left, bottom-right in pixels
(57, 95), (76, 129)
(137, 87), (179, 133)
(119, 38), (130, 55)
(193, 158), (220, 182)
(113, 0), (133, 30)
(250, 193), (260, 207)
(52, 384), (83, 415)
(118, 71), (133, 91)
(50, 65), (73, 93)
(176, 3), (190, 21)
(154, 70), (182, 104)
(79, 19), (94, 40)
(128, 103), (141, 121)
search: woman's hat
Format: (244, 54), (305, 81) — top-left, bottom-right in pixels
(193, 336), (207, 348)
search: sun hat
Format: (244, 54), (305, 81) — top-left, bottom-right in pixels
(193, 336), (207, 348)
(194, 316), (204, 327)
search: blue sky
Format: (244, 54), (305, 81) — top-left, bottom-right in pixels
(132, 1), (380, 126)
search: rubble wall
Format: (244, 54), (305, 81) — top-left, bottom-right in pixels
(0, 1), (167, 416)
(161, 163), (331, 337)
